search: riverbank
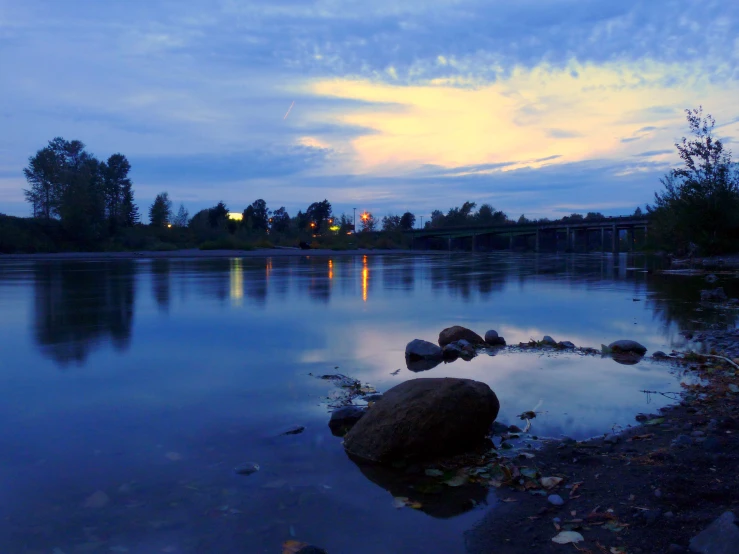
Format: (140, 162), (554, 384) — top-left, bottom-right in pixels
(0, 248), (425, 261)
(467, 344), (739, 553)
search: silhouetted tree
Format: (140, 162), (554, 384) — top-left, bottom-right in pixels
(648, 107), (739, 253)
(208, 201), (229, 228)
(399, 212), (416, 230)
(243, 199), (270, 231)
(360, 212), (376, 232)
(306, 200), (332, 230)
(149, 192), (173, 227)
(633, 207), (643, 217)
(103, 153), (134, 232)
(585, 212), (605, 220)
(382, 214), (402, 231)
(173, 204), (190, 227)
(270, 207), (290, 233)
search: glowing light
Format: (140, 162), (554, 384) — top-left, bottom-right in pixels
(228, 212), (243, 221)
(230, 258), (243, 306)
(167, 224), (172, 228)
(266, 258), (272, 281)
(329, 225), (340, 232)
(310, 222), (316, 228)
(362, 255), (368, 303)
(361, 212), (369, 221)
(328, 259), (333, 280)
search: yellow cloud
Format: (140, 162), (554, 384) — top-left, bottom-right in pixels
(298, 136), (330, 149)
(303, 60), (739, 173)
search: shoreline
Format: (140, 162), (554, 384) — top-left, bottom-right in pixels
(0, 248), (433, 261)
(466, 339), (739, 553)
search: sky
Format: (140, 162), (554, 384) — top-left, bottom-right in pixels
(1, 0), (739, 222)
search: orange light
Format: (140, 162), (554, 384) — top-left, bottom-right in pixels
(310, 222), (316, 228)
(361, 212), (369, 221)
(362, 255), (368, 302)
(167, 224), (172, 228)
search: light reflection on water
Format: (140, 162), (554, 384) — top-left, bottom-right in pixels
(0, 253), (736, 553)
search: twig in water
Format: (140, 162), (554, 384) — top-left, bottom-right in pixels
(704, 354), (739, 370)
(641, 389), (682, 402)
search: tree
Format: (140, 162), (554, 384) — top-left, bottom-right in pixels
(648, 107), (739, 252)
(585, 212), (605, 220)
(633, 207), (643, 217)
(429, 209), (445, 228)
(562, 213), (584, 222)
(23, 146), (60, 220)
(517, 214), (530, 224)
(337, 213), (354, 233)
(360, 212), (376, 232)
(208, 201), (229, 228)
(306, 200), (332, 230)
(242, 199), (270, 231)
(399, 211), (416, 230)
(270, 207), (290, 233)
(103, 153), (133, 232)
(173, 204), (190, 227)
(476, 204), (508, 225)
(445, 201), (476, 226)
(149, 192), (173, 227)
(381, 214), (402, 231)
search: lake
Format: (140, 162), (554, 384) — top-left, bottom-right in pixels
(0, 252), (729, 554)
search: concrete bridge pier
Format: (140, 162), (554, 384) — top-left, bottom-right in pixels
(600, 228), (605, 252)
(611, 224), (619, 253)
(627, 227), (635, 252)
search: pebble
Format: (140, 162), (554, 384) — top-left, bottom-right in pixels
(691, 430), (705, 437)
(672, 435), (693, 448)
(548, 494), (564, 506)
(654, 489), (662, 498)
(703, 436), (722, 452)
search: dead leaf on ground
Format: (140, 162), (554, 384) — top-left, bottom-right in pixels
(540, 476), (564, 489)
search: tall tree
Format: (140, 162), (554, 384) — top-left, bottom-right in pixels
(103, 153), (133, 232)
(149, 192), (173, 227)
(173, 204), (190, 227)
(360, 212), (376, 232)
(648, 107), (739, 252)
(208, 201), (229, 228)
(270, 207), (290, 233)
(399, 212), (416, 230)
(242, 199), (270, 231)
(381, 214), (402, 231)
(23, 146), (61, 220)
(306, 200), (332, 230)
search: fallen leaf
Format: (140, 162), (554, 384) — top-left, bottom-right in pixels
(540, 477), (564, 489)
(643, 418), (665, 426)
(82, 490), (109, 509)
(393, 497), (409, 509)
(501, 497), (517, 502)
(552, 531), (585, 544)
(282, 541), (308, 554)
(521, 468), (539, 479)
(610, 547), (628, 553)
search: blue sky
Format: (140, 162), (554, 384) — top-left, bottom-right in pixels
(1, 0), (738, 222)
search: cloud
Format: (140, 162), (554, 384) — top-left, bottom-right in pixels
(1, 0), (739, 218)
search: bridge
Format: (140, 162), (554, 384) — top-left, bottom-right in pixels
(406, 215), (650, 253)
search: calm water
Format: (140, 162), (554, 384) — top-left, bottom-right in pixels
(0, 253), (734, 554)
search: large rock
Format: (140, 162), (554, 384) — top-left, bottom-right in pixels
(438, 326), (484, 347)
(689, 511), (739, 554)
(608, 340), (647, 355)
(485, 330), (506, 346)
(541, 335), (557, 346)
(405, 339), (443, 361)
(328, 405), (367, 437)
(343, 378), (500, 463)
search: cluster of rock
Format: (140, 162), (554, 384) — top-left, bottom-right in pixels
(405, 325), (506, 369)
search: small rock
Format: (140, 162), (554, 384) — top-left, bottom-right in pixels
(438, 326), (484, 347)
(234, 462), (260, 476)
(406, 339), (443, 362)
(608, 340), (647, 355)
(691, 430), (705, 437)
(689, 511), (739, 554)
(508, 425), (523, 433)
(542, 336), (557, 346)
(280, 425), (306, 436)
(491, 421), (509, 435)
(664, 511), (674, 518)
(705, 274), (718, 284)
(635, 413), (649, 422)
(653, 351), (668, 358)
(558, 341), (576, 349)
(548, 494), (564, 506)
(654, 489), (662, 498)
(484, 330), (506, 346)
(604, 433), (621, 444)
(672, 435), (693, 448)
(700, 287), (728, 302)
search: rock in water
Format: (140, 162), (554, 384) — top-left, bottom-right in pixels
(405, 339), (443, 362)
(343, 378), (500, 463)
(541, 336), (557, 346)
(607, 340), (647, 355)
(700, 287), (728, 301)
(689, 511), (739, 554)
(484, 330), (506, 346)
(558, 341), (576, 349)
(438, 326), (484, 347)
(328, 405), (367, 436)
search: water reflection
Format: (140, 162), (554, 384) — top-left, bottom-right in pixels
(151, 259), (171, 312)
(229, 258), (244, 306)
(32, 261), (135, 365)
